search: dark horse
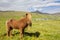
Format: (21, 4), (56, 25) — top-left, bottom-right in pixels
(6, 13), (32, 39)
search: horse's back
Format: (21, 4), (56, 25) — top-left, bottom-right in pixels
(6, 19), (18, 27)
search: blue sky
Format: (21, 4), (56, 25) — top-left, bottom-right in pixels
(0, 0), (60, 13)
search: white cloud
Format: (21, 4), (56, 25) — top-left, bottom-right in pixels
(0, 0), (60, 13)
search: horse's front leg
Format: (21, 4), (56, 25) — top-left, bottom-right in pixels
(20, 28), (24, 40)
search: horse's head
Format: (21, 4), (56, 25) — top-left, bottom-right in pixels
(25, 12), (32, 27)
(26, 12), (32, 20)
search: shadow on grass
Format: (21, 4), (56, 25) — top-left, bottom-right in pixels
(24, 32), (40, 37)
(12, 31), (40, 37)
(2, 31), (40, 38)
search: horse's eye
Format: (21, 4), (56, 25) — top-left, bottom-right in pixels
(26, 13), (28, 16)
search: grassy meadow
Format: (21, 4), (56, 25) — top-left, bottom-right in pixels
(0, 11), (60, 40)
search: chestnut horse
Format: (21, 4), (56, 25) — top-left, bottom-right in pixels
(6, 13), (32, 39)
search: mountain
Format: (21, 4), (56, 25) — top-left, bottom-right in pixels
(31, 10), (49, 15)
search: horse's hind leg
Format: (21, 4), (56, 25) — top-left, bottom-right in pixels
(7, 27), (13, 37)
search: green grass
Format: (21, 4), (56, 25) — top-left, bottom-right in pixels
(0, 11), (60, 40)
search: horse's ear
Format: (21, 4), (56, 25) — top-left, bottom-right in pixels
(26, 13), (28, 16)
(26, 12), (31, 16)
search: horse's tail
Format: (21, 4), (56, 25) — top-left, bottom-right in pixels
(6, 19), (8, 29)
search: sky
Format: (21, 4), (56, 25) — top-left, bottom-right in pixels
(0, 0), (60, 13)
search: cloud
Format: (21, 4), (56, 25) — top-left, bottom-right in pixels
(0, 0), (60, 13)
(0, 3), (12, 8)
(28, 0), (60, 13)
(39, 6), (60, 13)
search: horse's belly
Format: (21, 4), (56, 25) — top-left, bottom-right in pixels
(12, 26), (19, 29)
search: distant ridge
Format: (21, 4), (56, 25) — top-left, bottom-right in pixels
(52, 13), (60, 16)
(31, 10), (49, 15)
